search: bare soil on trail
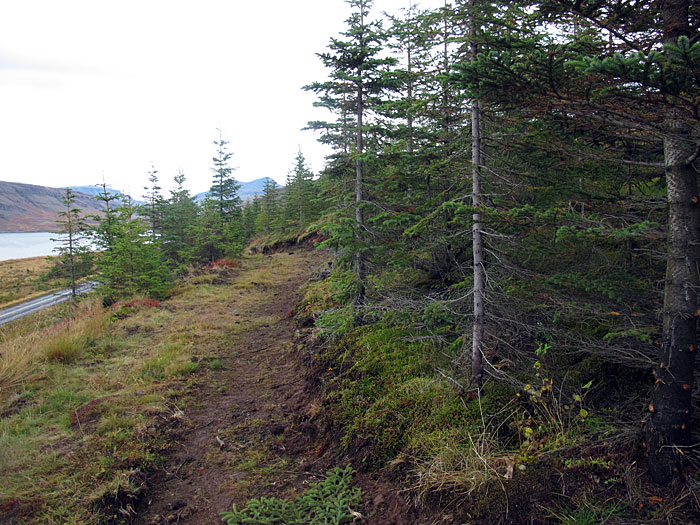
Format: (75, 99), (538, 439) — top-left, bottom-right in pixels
(134, 249), (427, 524)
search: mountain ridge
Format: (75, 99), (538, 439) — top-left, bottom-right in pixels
(0, 178), (276, 232)
(0, 181), (105, 233)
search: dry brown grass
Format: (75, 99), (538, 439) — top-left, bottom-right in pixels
(0, 332), (41, 395)
(0, 249), (327, 523)
(43, 306), (107, 363)
(0, 255), (60, 308)
(0, 297), (106, 400)
(410, 427), (512, 500)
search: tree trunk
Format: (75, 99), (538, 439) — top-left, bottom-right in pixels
(355, 77), (366, 306)
(69, 227), (76, 298)
(469, 0), (484, 389)
(646, 109), (699, 484)
(646, 0), (698, 484)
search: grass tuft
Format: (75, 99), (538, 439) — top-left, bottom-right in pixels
(0, 337), (40, 394)
(44, 333), (84, 363)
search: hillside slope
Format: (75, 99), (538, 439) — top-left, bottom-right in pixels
(0, 181), (104, 233)
(194, 177), (279, 202)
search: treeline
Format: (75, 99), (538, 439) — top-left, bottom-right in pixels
(52, 134), (325, 302)
(296, 0), (698, 489)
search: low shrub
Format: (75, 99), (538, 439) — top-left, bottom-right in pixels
(111, 297), (161, 320)
(207, 258), (241, 269)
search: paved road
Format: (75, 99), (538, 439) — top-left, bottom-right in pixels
(0, 281), (100, 326)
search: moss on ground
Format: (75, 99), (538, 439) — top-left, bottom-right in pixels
(301, 267), (700, 523)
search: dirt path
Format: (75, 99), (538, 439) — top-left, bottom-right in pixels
(133, 248), (428, 524)
(135, 249), (327, 523)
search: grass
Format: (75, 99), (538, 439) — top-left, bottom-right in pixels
(0, 297), (168, 522)
(0, 255), (63, 309)
(0, 249), (326, 522)
(0, 287), (211, 521)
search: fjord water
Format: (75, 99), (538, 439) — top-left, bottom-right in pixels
(0, 232), (58, 261)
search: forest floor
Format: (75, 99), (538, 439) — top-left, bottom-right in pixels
(133, 247), (432, 524)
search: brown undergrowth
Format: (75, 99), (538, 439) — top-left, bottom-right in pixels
(0, 256), (61, 309)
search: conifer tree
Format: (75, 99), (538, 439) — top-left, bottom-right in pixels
(254, 178), (280, 233)
(98, 194), (171, 301)
(305, 0), (397, 306)
(455, 0), (700, 483)
(467, 0), (485, 389)
(241, 197), (261, 240)
(208, 128), (241, 223)
(190, 201), (227, 263)
(92, 180), (121, 254)
(142, 164), (165, 241)
(191, 129), (244, 261)
(161, 169), (199, 265)
(284, 150), (315, 229)
(52, 188), (92, 297)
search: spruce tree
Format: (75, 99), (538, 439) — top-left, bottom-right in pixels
(254, 178), (280, 233)
(142, 164), (165, 241)
(455, 0), (700, 483)
(305, 0), (397, 306)
(52, 188), (92, 297)
(283, 150), (316, 229)
(192, 128), (244, 261)
(98, 194), (171, 301)
(208, 128), (241, 223)
(241, 197), (261, 240)
(161, 169), (199, 266)
(92, 180), (121, 254)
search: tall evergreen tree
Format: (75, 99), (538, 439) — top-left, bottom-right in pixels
(305, 0), (397, 306)
(142, 164), (165, 241)
(208, 128), (241, 223)
(161, 169), (199, 265)
(92, 180), (121, 254)
(525, 0), (700, 487)
(98, 194), (171, 300)
(455, 0), (700, 483)
(52, 188), (92, 297)
(283, 150), (316, 229)
(191, 129), (244, 261)
(467, 0), (486, 389)
(241, 197), (261, 239)
(254, 178), (280, 233)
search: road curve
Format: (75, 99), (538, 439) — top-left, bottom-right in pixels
(0, 281), (99, 326)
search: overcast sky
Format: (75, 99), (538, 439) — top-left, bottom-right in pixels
(0, 0), (444, 196)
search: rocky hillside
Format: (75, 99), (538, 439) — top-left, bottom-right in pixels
(0, 181), (105, 232)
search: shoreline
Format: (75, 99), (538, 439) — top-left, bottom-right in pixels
(0, 231), (58, 234)
(0, 254), (58, 264)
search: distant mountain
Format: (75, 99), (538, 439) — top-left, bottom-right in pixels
(0, 181), (105, 233)
(0, 178), (279, 233)
(67, 186), (144, 205)
(67, 185), (116, 198)
(195, 177), (278, 203)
